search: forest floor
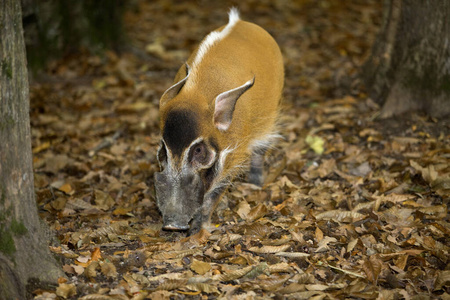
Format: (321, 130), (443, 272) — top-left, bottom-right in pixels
(30, 1), (450, 299)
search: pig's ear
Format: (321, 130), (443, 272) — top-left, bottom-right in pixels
(160, 64), (190, 107)
(213, 77), (255, 131)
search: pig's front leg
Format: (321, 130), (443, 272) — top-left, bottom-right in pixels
(188, 186), (226, 235)
(248, 149), (266, 186)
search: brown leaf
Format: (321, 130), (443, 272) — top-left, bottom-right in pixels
(278, 282), (307, 294)
(259, 274), (291, 292)
(62, 264), (75, 274)
(91, 247), (102, 261)
(268, 262), (294, 273)
(434, 270), (450, 291)
(94, 190), (115, 211)
(316, 210), (365, 222)
(58, 183), (75, 195)
(410, 160), (438, 184)
(212, 266), (253, 282)
(190, 259), (211, 275)
(112, 206), (133, 216)
(417, 204), (447, 219)
(315, 226), (324, 242)
(236, 200), (251, 220)
(56, 283), (77, 299)
(315, 236), (337, 252)
(152, 249), (201, 260)
(84, 261), (99, 279)
(362, 254), (382, 284)
(182, 228), (211, 246)
(229, 256), (248, 265)
(318, 158), (336, 178)
(244, 263), (269, 279)
(43, 154), (72, 174)
(100, 261), (117, 278)
(274, 252), (310, 258)
(248, 244), (290, 254)
(156, 279), (189, 291)
(247, 203), (268, 222)
(393, 254), (408, 270)
(185, 283), (219, 294)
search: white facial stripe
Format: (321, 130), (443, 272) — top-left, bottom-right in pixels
(217, 146), (235, 174)
(159, 140), (177, 175)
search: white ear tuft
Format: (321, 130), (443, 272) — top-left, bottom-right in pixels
(214, 77), (255, 131)
(160, 64), (190, 107)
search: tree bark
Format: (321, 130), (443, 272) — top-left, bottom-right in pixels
(0, 0), (63, 298)
(363, 0), (450, 118)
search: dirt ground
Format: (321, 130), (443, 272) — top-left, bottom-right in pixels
(30, 1), (449, 299)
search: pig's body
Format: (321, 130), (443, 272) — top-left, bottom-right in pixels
(155, 9), (284, 234)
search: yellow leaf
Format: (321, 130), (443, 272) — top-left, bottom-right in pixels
(178, 290), (201, 296)
(306, 135), (325, 155)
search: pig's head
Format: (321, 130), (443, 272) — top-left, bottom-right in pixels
(154, 107), (217, 230)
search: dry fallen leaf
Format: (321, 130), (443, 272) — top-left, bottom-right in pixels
(248, 244), (290, 254)
(56, 283), (77, 299)
(190, 259), (211, 275)
(362, 254), (383, 284)
(236, 200), (251, 220)
(100, 261), (118, 278)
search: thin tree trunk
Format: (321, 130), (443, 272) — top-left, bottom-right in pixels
(0, 0), (63, 298)
(363, 0), (450, 118)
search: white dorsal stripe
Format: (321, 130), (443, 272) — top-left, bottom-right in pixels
(191, 8), (240, 69)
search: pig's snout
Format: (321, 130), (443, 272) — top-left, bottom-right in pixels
(163, 216), (190, 231)
(163, 223), (190, 231)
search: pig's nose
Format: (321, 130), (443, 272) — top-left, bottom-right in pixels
(163, 222), (189, 231)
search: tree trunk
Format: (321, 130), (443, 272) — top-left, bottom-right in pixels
(0, 0), (63, 298)
(363, 0), (450, 118)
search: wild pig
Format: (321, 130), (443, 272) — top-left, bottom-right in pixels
(155, 8), (284, 234)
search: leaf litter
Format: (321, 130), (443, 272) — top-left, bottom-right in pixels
(30, 0), (449, 299)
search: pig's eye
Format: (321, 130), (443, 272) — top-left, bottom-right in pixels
(189, 142), (216, 169)
(190, 143), (207, 164)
